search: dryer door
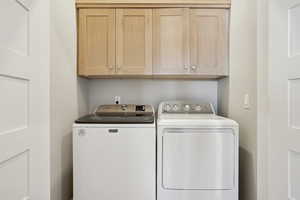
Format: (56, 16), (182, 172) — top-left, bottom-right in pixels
(162, 128), (235, 190)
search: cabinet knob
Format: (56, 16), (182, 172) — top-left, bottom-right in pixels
(191, 65), (197, 71)
(184, 66), (189, 70)
(108, 65), (114, 69)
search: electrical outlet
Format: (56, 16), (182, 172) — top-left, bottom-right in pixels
(114, 96), (121, 104)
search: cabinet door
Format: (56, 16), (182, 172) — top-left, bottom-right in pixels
(190, 9), (229, 75)
(78, 9), (115, 76)
(116, 9), (152, 75)
(153, 8), (189, 75)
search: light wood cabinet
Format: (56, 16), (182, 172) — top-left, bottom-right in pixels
(116, 9), (152, 75)
(153, 8), (229, 76)
(153, 8), (189, 75)
(190, 9), (229, 75)
(77, 6), (229, 78)
(78, 9), (116, 76)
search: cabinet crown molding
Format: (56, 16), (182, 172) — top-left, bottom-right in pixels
(76, 0), (231, 8)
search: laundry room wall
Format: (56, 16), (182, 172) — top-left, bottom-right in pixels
(88, 79), (218, 113)
(50, 0), (89, 200)
(218, 0), (258, 199)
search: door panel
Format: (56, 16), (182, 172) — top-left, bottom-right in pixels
(268, 0), (300, 200)
(0, 75), (28, 134)
(0, 151), (29, 200)
(0, 0), (29, 57)
(289, 79), (300, 129)
(0, 0), (50, 199)
(288, 150), (300, 200)
(289, 4), (300, 57)
(153, 8), (189, 74)
(78, 9), (116, 76)
(162, 129), (235, 190)
(116, 9), (152, 75)
(190, 9), (228, 75)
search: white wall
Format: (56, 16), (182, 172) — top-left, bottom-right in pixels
(88, 79), (218, 112)
(227, 0), (258, 199)
(218, 77), (229, 116)
(50, 0), (80, 200)
(77, 77), (90, 116)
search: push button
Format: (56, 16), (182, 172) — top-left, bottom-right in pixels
(136, 105), (146, 111)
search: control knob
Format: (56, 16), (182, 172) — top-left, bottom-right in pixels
(195, 105), (202, 111)
(172, 104), (179, 111)
(164, 104), (171, 112)
(184, 105), (190, 112)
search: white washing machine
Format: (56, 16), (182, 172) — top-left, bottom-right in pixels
(157, 101), (239, 200)
(73, 104), (156, 200)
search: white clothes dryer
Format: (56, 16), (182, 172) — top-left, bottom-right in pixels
(157, 101), (239, 200)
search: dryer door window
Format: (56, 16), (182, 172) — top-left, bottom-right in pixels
(162, 128), (235, 190)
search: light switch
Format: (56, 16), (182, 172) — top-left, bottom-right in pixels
(244, 94), (250, 110)
(22, 196), (30, 200)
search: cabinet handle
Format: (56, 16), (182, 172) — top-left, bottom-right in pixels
(184, 66), (189, 70)
(108, 65), (114, 70)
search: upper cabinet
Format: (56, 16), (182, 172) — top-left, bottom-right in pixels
(153, 8), (228, 76)
(78, 9), (116, 76)
(190, 9), (229, 75)
(153, 8), (190, 75)
(116, 9), (152, 75)
(77, 1), (230, 79)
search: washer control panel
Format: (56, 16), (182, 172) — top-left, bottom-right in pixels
(162, 102), (215, 114)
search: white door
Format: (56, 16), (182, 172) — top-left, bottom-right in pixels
(268, 0), (300, 199)
(0, 0), (50, 200)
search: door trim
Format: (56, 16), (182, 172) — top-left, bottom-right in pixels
(257, 0), (269, 199)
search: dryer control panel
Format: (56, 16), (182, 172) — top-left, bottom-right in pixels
(161, 101), (215, 114)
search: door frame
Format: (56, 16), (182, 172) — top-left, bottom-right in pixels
(257, 0), (269, 200)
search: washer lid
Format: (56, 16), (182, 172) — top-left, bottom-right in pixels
(75, 104), (155, 124)
(75, 114), (154, 124)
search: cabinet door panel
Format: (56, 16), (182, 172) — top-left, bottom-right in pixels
(116, 9), (152, 75)
(78, 9), (115, 76)
(190, 9), (229, 75)
(153, 8), (189, 74)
